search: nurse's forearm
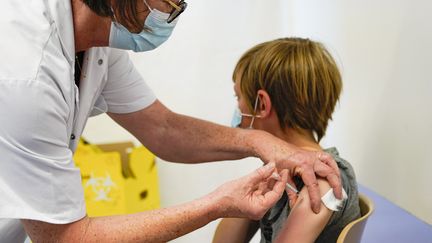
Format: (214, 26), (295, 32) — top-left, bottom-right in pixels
(86, 194), (219, 242)
(153, 110), (297, 164)
(22, 164), (285, 242)
(150, 111), (263, 163)
(22, 193), (221, 242)
(109, 100), (296, 164)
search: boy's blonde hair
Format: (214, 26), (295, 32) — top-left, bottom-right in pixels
(233, 37), (342, 141)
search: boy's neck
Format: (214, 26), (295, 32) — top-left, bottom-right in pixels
(275, 127), (321, 151)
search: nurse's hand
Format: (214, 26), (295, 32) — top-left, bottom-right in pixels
(286, 149), (342, 214)
(252, 132), (342, 214)
(211, 163), (288, 220)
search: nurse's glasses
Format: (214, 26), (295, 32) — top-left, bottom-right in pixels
(164, 0), (187, 23)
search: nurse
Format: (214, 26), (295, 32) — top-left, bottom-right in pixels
(0, 0), (342, 242)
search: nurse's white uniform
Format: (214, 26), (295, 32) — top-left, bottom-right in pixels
(0, 0), (156, 242)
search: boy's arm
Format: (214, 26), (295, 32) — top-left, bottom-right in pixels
(274, 179), (334, 243)
(213, 218), (259, 243)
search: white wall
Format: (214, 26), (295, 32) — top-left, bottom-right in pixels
(285, 0), (432, 225)
(83, 0), (432, 242)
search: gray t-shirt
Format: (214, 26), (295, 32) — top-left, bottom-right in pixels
(260, 147), (361, 243)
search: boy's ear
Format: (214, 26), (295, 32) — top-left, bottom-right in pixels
(257, 89), (272, 118)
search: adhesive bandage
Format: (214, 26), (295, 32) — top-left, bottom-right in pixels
(321, 188), (348, 211)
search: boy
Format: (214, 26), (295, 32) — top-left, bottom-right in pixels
(214, 37), (360, 243)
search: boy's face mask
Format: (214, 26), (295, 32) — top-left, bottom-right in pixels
(231, 96), (261, 129)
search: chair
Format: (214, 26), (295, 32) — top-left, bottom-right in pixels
(336, 194), (374, 243)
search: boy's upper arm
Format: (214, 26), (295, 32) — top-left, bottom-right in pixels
(274, 179), (334, 243)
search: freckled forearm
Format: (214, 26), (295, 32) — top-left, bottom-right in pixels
(110, 101), (255, 163)
(152, 111), (299, 165)
(82, 194), (223, 242)
(134, 110), (256, 163)
(23, 194), (225, 243)
(158, 113), (251, 162)
(110, 100), (298, 164)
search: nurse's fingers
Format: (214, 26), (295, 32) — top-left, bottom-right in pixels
(296, 166), (321, 213)
(261, 169), (288, 209)
(316, 152), (342, 199)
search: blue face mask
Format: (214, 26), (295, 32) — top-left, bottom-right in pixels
(231, 96), (261, 129)
(109, 2), (178, 52)
(231, 108), (243, 128)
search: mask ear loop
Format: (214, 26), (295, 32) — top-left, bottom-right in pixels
(248, 95), (261, 129)
(143, 0), (154, 12)
(110, 7), (118, 22)
(131, 0), (153, 33)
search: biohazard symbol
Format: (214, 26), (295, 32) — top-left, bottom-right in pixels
(85, 172), (117, 201)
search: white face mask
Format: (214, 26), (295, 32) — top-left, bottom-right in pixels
(109, 0), (179, 52)
(231, 96), (261, 129)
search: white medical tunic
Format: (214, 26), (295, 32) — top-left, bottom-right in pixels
(0, 0), (156, 241)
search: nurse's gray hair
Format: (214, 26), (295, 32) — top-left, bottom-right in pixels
(82, 0), (143, 33)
